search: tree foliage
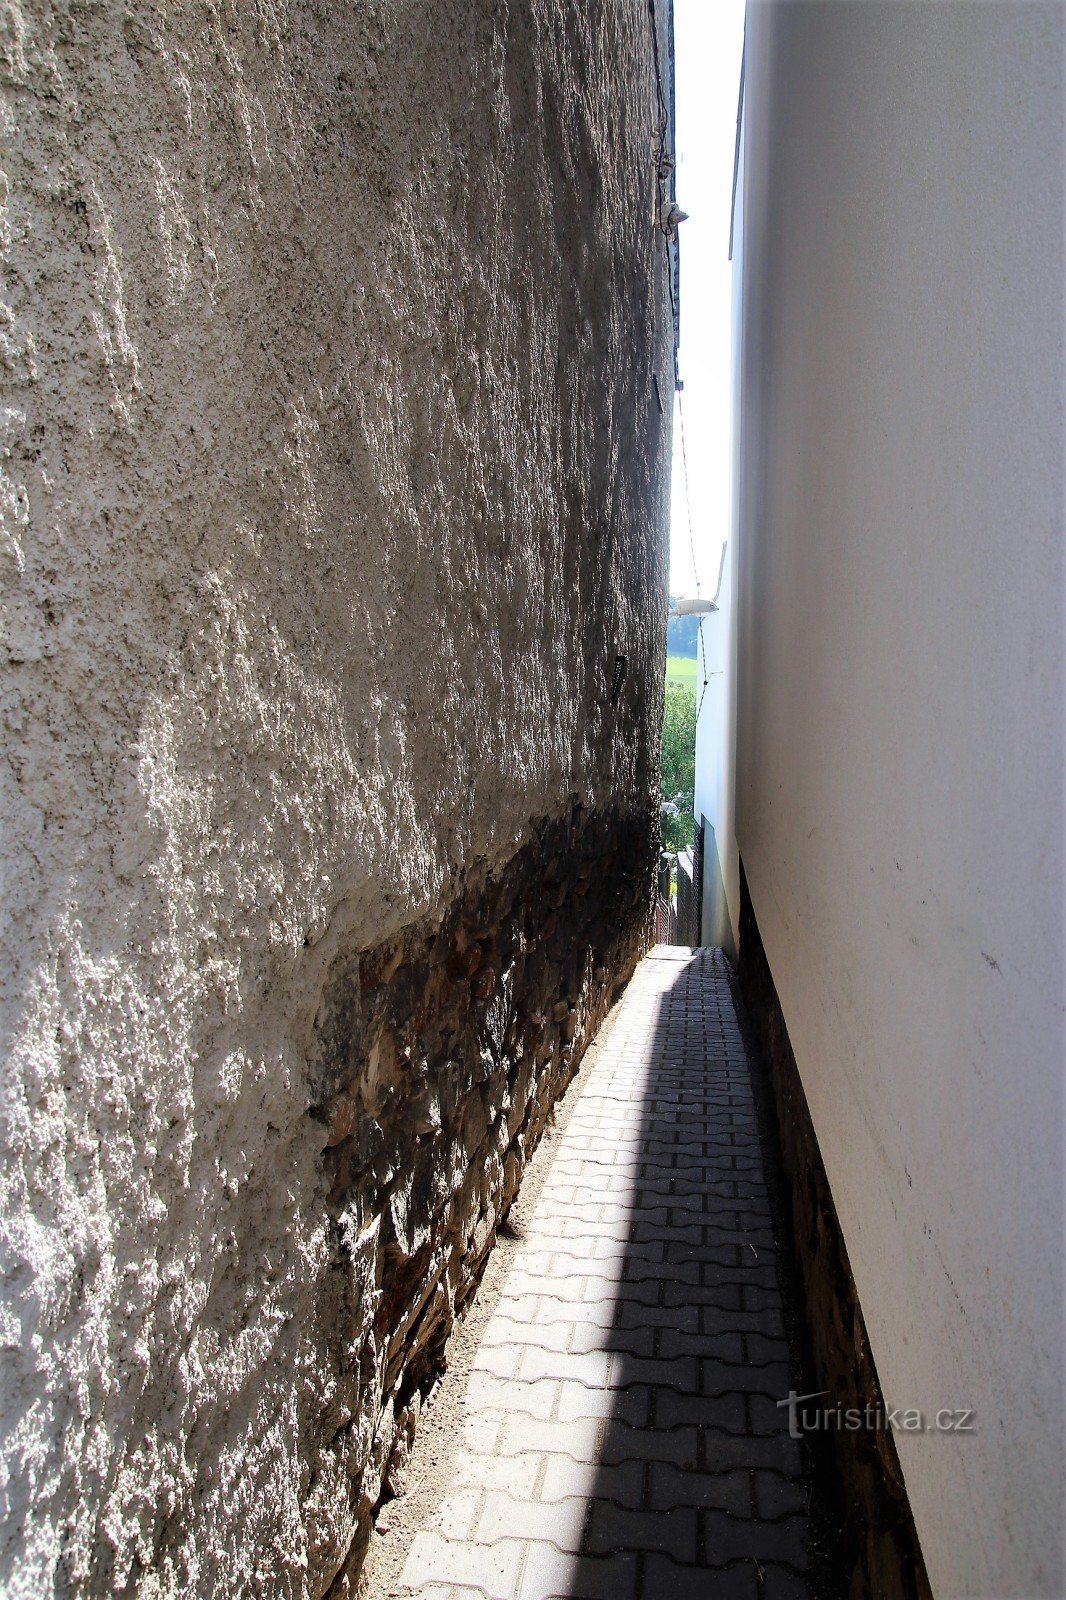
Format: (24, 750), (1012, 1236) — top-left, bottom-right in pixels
(661, 681), (695, 851)
(666, 610), (700, 658)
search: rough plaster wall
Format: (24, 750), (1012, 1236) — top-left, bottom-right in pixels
(0, 2), (671, 1594)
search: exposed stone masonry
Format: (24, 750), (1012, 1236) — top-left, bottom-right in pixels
(305, 804), (656, 1589)
(367, 948), (829, 1599)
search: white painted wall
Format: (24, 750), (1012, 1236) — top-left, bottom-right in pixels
(693, 125), (746, 958)
(730, 4), (1064, 1594)
(693, 542), (738, 956)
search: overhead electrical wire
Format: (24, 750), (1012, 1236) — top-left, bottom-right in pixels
(677, 390), (713, 729)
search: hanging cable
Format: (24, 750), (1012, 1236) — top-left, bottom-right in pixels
(677, 387), (700, 595)
(677, 385), (716, 728)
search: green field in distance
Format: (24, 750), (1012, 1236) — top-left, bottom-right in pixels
(665, 655), (697, 685)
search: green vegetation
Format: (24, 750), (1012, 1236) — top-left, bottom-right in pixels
(661, 679), (696, 852)
(666, 610), (700, 657)
(666, 654), (697, 685)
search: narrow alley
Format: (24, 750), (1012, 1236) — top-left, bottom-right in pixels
(3, 1), (1060, 1592)
(370, 949), (829, 1600)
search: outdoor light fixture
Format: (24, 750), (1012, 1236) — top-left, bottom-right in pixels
(660, 200), (689, 239)
(670, 548), (728, 618)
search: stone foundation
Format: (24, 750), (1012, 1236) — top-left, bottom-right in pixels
(736, 865), (932, 1600)
(305, 803), (654, 1593)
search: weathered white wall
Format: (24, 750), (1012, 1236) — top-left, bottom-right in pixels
(693, 148), (745, 958)
(733, 4), (1063, 1594)
(0, 3), (671, 1594)
(692, 542), (737, 958)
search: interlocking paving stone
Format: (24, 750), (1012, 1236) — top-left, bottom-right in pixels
(403, 1531), (524, 1597)
(538, 1454), (646, 1508)
(516, 1543), (639, 1600)
(763, 1565), (819, 1600)
(642, 1554), (758, 1600)
(648, 1463), (752, 1517)
(702, 1509), (810, 1569)
(397, 949), (814, 1599)
(474, 1491), (590, 1553)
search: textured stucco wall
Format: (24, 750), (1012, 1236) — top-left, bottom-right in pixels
(0, 3), (671, 1594)
(731, 4), (1063, 1595)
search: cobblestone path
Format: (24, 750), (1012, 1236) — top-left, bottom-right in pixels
(395, 947), (816, 1600)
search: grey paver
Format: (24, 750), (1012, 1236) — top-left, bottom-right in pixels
(395, 949), (817, 1600)
(762, 1564), (815, 1600)
(648, 1462), (752, 1517)
(699, 1429), (804, 1476)
(516, 1543), (639, 1600)
(642, 1555), (758, 1599)
(599, 1419), (701, 1468)
(585, 1499), (698, 1562)
(754, 1472), (809, 1521)
(655, 1390), (748, 1433)
(702, 1508), (810, 1569)
(474, 1490), (589, 1553)
(538, 1453), (645, 1508)
(401, 1530), (524, 1597)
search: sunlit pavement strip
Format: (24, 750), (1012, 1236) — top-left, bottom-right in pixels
(397, 947), (813, 1600)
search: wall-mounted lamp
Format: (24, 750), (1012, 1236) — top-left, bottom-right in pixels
(670, 547), (729, 619)
(660, 201), (689, 240)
